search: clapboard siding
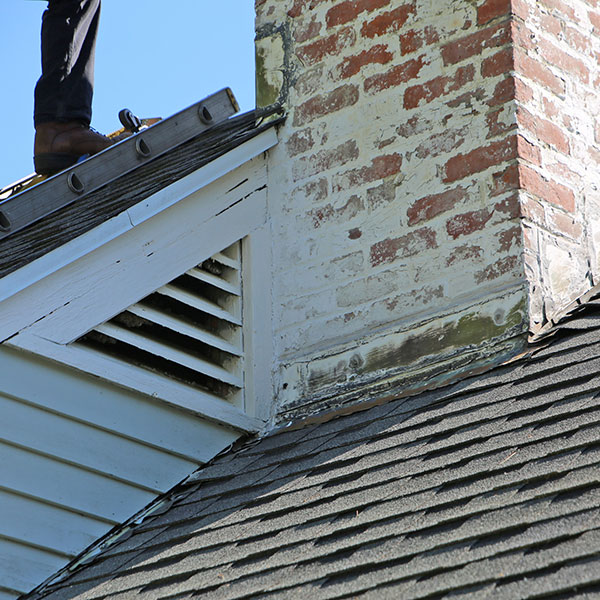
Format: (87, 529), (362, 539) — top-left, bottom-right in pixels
(0, 345), (241, 597)
(0, 540), (69, 595)
(0, 443), (158, 520)
(0, 346), (238, 461)
(0, 491), (113, 556)
(0, 394), (198, 490)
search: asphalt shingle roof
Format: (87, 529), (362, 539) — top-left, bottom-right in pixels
(26, 296), (600, 599)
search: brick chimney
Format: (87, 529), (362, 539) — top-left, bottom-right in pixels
(254, 0), (600, 421)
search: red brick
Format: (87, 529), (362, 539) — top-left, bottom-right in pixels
(494, 192), (520, 218)
(446, 208), (494, 239)
(446, 244), (483, 267)
(348, 227), (362, 239)
(590, 9), (600, 32)
(497, 225), (521, 252)
(542, 96), (560, 119)
(539, 39), (589, 84)
(539, 14), (562, 38)
(293, 15), (322, 43)
(338, 45), (394, 79)
(404, 64), (475, 109)
(364, 55), (426, 94)
(540, 0), (576, 21)
(477, 0), (511, 25)
(516, 106), (570, 154)
(370, 227), (437, 266)
(400, 26), (439, 55)
(333, 153), (403, 191)
(326, 0), (390, 28)
(481, 47), (513, 78)
(486, 107), (515, 139)
(547, 211), (582, 240)
(286, 128), (315, 157)
(474, 255), (519, 283)
(487, 75), (515, 107)
(514, 76), (534, 103)
(514, 50), (565, 95)
(361, 3), (417, 38)
(511, 21), (537, 52)
(407, 186), (467, 226)
(288, 0), (329, 18)
(490, 164), (519, 196)
(517, 135), (542, 166)
(446, 87), (486, 109)
(293, 140), (359, 181)
(565, 25), (593, 55)
(296, 27), (356, 66)
(511, 0), (529, 18)
(293, 84), (360, 126)
(519, 164), (575, 212)
(441, 22), (510, 66)
(444, 136), (517, 183)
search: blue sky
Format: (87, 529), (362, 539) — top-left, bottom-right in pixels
(0, 1), (256, 188)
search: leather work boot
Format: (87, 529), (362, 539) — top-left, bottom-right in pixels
(34, 121), (115, 176)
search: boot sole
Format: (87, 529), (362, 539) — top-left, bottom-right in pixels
(34, 152), (83, 176)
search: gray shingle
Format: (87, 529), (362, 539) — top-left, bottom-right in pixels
(27, 302), (600, 600)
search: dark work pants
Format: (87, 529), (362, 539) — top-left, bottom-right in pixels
(34, 0), (101, 127)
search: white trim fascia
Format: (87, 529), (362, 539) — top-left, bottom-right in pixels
(0, 158), (268, 344)
(0, 128), (278, 304)
(7, 185), (268, 344)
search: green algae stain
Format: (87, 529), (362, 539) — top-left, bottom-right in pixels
(255, 36), (284, 108)
(362, 295), (528, 375)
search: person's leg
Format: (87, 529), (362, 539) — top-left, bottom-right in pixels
(34, 0), (100, 126)
(33, 0), (114, 175)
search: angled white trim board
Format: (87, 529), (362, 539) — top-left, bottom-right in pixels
(0, 156), (268, 343)
(0, 128), (278, 304)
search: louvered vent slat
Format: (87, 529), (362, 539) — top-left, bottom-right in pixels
(126, 304), (243, 357)
(94, 323), (243, 387)
(157, 285), (242, 325)
(211, 251), (240, 270)
(73, 241), (245, 404)
(187, 268), (241, 296)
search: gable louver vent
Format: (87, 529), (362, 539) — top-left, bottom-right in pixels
(74, 241), (244, 405)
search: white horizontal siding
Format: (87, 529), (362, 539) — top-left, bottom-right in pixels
(0, 345), (241, 597)
(0, 442), (157, 520)
(0, 393), (198, 490)
(0, 345), (238, 461)
(0, 539), (69, 596)
(0, 490), (112, 556)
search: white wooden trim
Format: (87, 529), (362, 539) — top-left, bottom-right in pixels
(0, 168), (267, 345)
(241, 226), (274, 422)
(0, 128), (278, 305)
(7, 334), (262, 433)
